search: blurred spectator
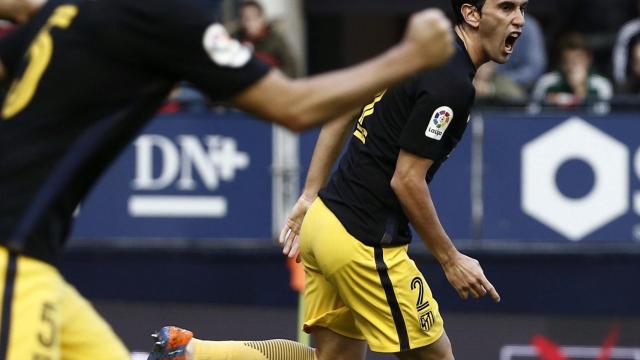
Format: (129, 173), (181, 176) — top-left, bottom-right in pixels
(233, 0), (298, 77)
(161, 83), (210, 113)
(620, 39), (640, 94)
(532, 33), (613, 108)
(496, 14), (547, 90)
(474, 62), (527, 104)
(613, 0), (640, 87)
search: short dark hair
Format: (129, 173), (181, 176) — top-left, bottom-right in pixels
(239, 0), (264, 15)
(558, 33), (590, 54)
(450, 0), (486, 25)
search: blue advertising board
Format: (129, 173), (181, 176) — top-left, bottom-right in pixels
(423, 128), (473, 241)
(69, 111), (640, 246)
(482, 112), (640, 244)
(70, 113), (273, 241)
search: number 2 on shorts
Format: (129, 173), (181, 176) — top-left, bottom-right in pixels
(411, 276), (430, 312)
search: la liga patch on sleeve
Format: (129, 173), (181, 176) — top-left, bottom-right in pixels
(425, 106), (454, 140)
(202, 23), (251, 68)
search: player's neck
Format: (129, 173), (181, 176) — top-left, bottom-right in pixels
(454, 26), (489, 69)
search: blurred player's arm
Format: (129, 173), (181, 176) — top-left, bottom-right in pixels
(297, 109), (358, 200)
(0, 0), (43, 23)
(233, 9), (454, 132)
(390, 149), (501, 303)
(279, 108), (359, 257)
(0, 10), (39, 83)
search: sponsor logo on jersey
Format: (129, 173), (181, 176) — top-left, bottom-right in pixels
(203, 23), (251, 68)
(425, 106), (454, 140)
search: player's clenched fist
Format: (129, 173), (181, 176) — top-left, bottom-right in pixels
(403, 9), (455, 69)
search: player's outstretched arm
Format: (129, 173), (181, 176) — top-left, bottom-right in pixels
(279, 108), (359, 259)
(233, 9), (454, 132)
(391, 150), (501, 303)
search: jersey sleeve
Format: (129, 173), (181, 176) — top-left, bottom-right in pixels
(177, 22), (271, 100)
(398, 75), (469, 160)
(126, 0), (271, 100)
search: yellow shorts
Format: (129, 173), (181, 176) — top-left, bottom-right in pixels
(300, 199), (444, 353)
(0, 246), (129, 360)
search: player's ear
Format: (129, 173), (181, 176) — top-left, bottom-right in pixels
(460, 4), (481, 28)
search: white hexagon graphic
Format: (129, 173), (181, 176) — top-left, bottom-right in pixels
(521, 117), (629, 241)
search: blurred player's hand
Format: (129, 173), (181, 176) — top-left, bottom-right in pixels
(278, 195), (314, 262)
(403, 9), (455, 69)
(441, 252), (501, 303)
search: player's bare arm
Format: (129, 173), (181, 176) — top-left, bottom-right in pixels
(279, 108), (359, 258)
(391, 149), (501, 303)
(0, 0), (44, 23)
(233, 8), (454, 132)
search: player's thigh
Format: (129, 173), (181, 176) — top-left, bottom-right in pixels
(0, 249), (64, 360)
(59, 281), (129, 360)
(302, 259), (366, 348)
(299, 199), (365, 342)
(331, 246), (445, 353)
(395, 331), (454, 360)
(313, 327), (367, 360)
(302, 267), (367, 360)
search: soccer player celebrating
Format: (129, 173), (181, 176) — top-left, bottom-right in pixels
(149, 0), (527, 359)
(0, 0), (455, 358)
(277, 0), (525, 359)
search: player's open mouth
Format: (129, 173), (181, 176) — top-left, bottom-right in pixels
(504, 31), (521, 54)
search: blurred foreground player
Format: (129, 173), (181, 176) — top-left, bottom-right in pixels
(149, 0), (527, 359)
(0, 0), (456, 358)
